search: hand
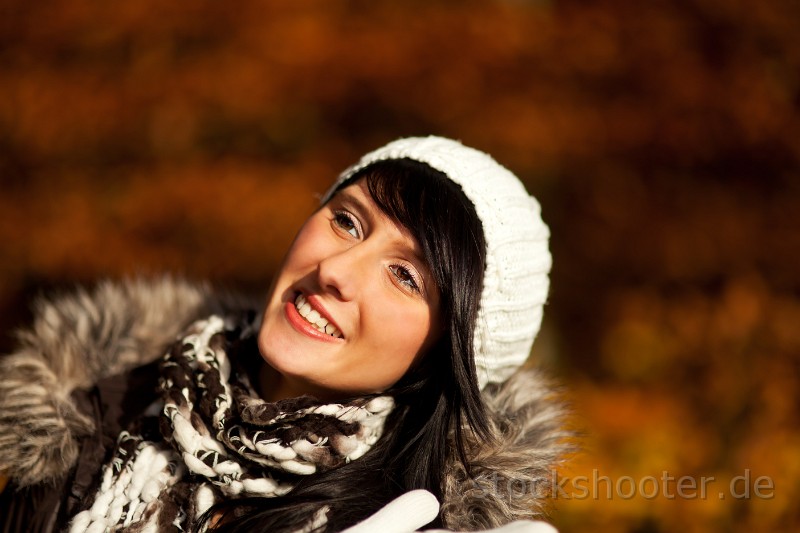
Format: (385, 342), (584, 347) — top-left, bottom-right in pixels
(425, 521), (558, 533)
(341, 490), (558, 533)
(342, 490), (439, 533)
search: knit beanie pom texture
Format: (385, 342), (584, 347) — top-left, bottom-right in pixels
(326, 136), (551, 388)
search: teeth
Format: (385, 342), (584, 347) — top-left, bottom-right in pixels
(294, 294), (343, 338)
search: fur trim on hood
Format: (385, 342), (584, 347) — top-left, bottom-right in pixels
(0, 278), (571, 528)
(442, 371), (571, 528)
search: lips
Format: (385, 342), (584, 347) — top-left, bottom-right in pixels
(294, 293), (342, 339)
(286, 293), (344, 341)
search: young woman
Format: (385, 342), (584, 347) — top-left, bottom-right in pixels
(0, 137), (568, 532)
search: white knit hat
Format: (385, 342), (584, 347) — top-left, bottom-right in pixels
(325, 136), (551, 388)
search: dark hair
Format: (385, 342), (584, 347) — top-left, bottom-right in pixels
(202, 158), (490, 532)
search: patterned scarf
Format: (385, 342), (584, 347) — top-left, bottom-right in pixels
(68, 314), (394, 532)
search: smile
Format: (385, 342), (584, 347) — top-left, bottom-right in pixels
(290, 293), (344, 339)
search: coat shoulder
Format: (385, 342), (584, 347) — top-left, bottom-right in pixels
(0, 277), (255, 487)
(441, 367), (574, 530)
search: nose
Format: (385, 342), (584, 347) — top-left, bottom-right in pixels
(316, 242), (370, 301)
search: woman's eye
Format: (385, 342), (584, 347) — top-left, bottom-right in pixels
(333, 211), (359, 238)
(389, 265), (420, 293)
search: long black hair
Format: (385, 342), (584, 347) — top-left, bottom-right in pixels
(201, 158), (490, 532)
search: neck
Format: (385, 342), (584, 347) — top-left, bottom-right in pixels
(258, 364), (290, 402)
(258, 364), (340, 403)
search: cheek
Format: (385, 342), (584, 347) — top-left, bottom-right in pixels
(372, 299), (439, 369)
(262, 217), (326, 332)
(281, 219), (325, 271)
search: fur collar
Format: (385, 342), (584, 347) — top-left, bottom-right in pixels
(0, 278), (570, 529)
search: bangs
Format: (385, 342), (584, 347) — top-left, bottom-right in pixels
(342, 159), (486, 322)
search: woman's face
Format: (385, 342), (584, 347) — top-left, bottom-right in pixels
(258, 179), (441, 400)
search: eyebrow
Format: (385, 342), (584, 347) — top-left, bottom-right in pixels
(334, 189), (375, 226)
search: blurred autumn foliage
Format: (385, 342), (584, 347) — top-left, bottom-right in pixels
(1, 0), (799, 531)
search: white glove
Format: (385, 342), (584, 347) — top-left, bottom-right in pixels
(341, 490), (439, 533)
(426, 522), (557, 533)
(341, 490), (558, 533)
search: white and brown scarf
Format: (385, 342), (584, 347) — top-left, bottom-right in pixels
(68, 314), (394, 532)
